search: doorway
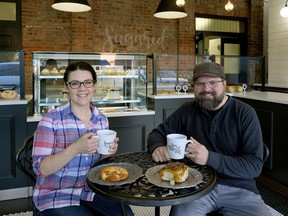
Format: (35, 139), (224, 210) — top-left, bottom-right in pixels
(195, 15), (248, 84)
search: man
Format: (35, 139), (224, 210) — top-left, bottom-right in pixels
(147, 62), (272, 216)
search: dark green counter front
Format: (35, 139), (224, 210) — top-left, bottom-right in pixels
(0, 102), (28, 192)
(27, 113), (155, 154)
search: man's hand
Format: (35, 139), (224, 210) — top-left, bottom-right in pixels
(185, 136), (209, 165)
(151, 146), (170, 162)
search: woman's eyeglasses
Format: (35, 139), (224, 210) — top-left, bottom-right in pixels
(66, 79), (95, 89)
(194, 80), (224, 89)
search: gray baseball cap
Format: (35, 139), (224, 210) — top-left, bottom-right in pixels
(193, 62), (225, 82)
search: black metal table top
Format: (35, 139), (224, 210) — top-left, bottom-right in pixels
(87, 151), (216, 207)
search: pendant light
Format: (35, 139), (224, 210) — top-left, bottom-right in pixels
(280, 0), (288, 17)
(52, 0), (91, 13)
(225, 0), (234, 11)
(154, 0), (187, 19)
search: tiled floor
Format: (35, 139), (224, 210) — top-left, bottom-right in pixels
(0, 204), (285, 216)
(256, 181), (288, 215)
(0, 181), (287, 216)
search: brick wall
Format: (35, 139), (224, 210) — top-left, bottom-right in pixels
(22, 0), (263, 94)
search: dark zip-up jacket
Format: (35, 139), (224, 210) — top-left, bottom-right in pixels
(147, 96), (263, 194)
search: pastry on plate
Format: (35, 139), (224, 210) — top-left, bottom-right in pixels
(159, 162), (189, 185)
(99, 166), (129, 182)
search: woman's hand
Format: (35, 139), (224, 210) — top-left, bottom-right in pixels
(74, 132), (98, 154)
(100, 137), (119, 159)
(108, 136), (119, 155)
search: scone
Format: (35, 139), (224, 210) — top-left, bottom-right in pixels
(0, 90), (18, 100)
(59, 69), (66, 75)
(40, 68), (50, 75)
(99, 166), (129, 182)
(227, 85), (236, 93)
(159, 162), (189, 185)
(237, 85), (243, 92)
(49, 67), (59, 75)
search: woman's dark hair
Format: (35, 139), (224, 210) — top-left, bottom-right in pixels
(63, 62), (97, 83)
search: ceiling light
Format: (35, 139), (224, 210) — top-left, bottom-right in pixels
(52, 0), (91, 13)
(176, 0), (185, 7)
(225, 0), (234, 12)
(280, 0), (288, 17)
(154, 0), (187, 19)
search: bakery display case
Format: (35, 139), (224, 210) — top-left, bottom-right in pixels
(149, 54), (192, 95)
(32, 52), (148, 115)
(0, 50), (25, 99)
(149, 54), (265, 95)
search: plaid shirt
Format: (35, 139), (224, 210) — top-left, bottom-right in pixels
(32, 102), (109, 211)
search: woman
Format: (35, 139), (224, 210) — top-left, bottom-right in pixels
(32, 62), (134, 216)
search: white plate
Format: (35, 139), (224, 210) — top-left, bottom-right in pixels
(145, 165), (203, 189)
(87, 162), (143, 186)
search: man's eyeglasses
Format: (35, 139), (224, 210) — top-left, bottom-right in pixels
(66, 79), (96, 89)
(194, 80), (224, 89)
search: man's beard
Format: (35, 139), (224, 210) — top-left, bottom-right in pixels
(196, 90), (225, 111)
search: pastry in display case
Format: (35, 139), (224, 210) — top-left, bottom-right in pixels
(32, 52), (148, 115)
(106, 88), (121, 99)
(0, 51), (25, 100)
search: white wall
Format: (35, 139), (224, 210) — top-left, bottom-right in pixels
(208, 38), (221, 56)
(268, 0), (288, 87)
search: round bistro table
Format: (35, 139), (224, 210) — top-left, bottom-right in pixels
(87, 151), (217, 216)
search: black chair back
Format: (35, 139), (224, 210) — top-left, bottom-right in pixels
(16, 135), (36, 184)
(263, 142), (270, 163)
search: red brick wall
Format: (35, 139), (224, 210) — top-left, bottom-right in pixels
(22, 0), (263, 94)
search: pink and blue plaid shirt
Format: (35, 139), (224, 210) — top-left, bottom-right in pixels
(32, 102), (109, 211)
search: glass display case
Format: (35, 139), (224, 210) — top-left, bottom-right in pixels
(149, 54), (192, 95)
(149, 54), (265, 95)
(0, 50), (25, 99)
(32, 52), (148, 115)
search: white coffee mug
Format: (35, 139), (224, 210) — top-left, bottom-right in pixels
(95, 129), (117, 155)
(167, 134), (193, 159)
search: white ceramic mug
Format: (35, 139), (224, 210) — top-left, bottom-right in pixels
(167, 134), (193, 159)
(95, 129), (117, 155)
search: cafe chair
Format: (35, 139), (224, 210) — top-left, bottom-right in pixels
(15, 135), (36, 215)
(15, 135), (36, 185)
(263, 142), (270, 163)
